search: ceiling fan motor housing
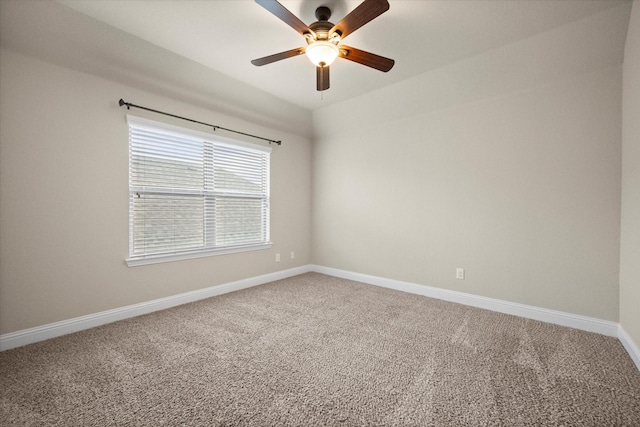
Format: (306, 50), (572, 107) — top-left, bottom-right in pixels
(308, 20), (335, 42)
(307, 6), (339, 43)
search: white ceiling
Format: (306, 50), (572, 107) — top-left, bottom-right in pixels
(50, 0), (629, 111)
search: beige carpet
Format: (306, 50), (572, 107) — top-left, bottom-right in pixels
(1, 272), (639, 426)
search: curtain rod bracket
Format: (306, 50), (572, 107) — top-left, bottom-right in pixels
(118, 98), (282, 145)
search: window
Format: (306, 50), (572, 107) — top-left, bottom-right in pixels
(126, 116), (271, 266)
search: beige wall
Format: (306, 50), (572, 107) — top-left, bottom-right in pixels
(621, 1), (640, 348)
(312, 11), (624, 321)
(0, 48), (312, 334)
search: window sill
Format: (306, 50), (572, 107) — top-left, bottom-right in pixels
(126, 243), (272, 267)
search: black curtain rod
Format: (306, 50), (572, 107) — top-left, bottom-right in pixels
(118, 99), (282, 145)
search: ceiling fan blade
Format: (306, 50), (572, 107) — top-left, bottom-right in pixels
(317, 66), (330, 91)
(255, 0), (310, 36)
(330, 0), (389, 40)
(251, 47), (305, 66)
(338, 46), (395, 72)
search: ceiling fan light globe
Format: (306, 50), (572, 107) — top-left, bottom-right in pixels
(305, 41), (339, 67)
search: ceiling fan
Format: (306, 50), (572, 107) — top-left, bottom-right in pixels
(251, 0), (395, 92)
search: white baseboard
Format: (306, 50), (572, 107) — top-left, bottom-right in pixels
(619, 326), (640, 372)
(3, 263), (638, 373)
(0, 265), (312, 351)
(311, 265), (620, 337)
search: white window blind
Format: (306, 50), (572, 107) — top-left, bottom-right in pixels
(127, 116), (271, 266)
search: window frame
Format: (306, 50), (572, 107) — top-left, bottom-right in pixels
(125, 115), (272, 267)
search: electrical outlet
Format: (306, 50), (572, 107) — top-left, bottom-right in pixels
(456, 268), (465, 280)
(290, 251), (295, 259)
(275, 253), (281, 262)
